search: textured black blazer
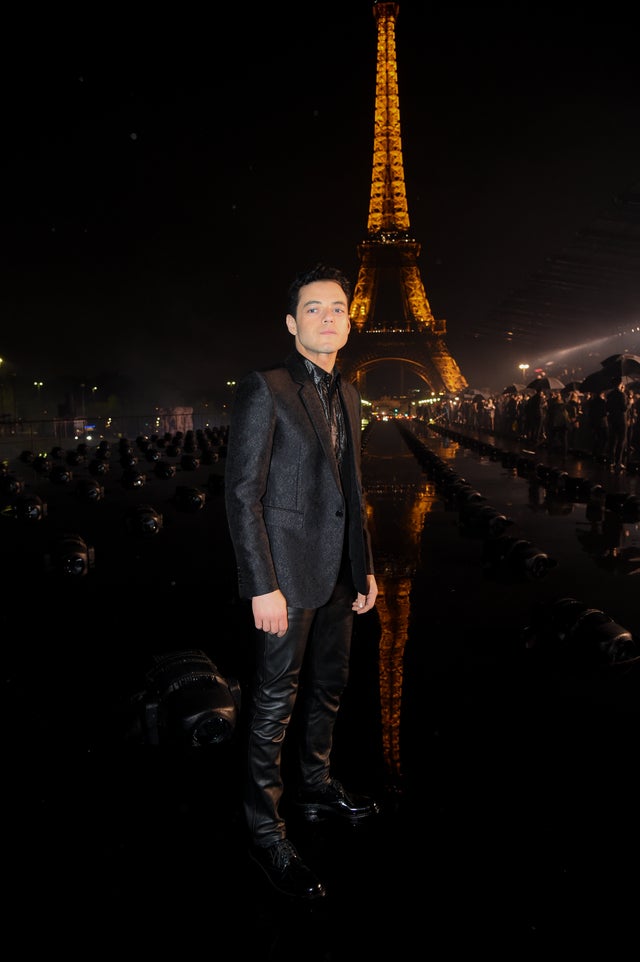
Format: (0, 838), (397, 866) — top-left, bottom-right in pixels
(224, 350), (374, 609)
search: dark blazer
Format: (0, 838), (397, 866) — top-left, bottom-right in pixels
(224, 350), (374, 609)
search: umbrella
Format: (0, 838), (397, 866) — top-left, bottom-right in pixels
(462, 388), (487, 399)
(599, 354), (640, 376)
(580, 368), (620, 394)
(501, 382), (528, 395)
(527, 375), (565, 392)
(561, 380), (584, 394)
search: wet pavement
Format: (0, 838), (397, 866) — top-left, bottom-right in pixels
(4, 421), (640, 955)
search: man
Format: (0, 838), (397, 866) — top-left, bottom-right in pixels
(605, 381), (630, 471)
(224, 263), (379, 900)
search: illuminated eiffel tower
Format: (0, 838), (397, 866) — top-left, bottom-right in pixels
(341, 1), (468, 397)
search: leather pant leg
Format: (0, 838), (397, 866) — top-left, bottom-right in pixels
(243, 580), (355, 845)
(244, 606), (315, 846)
(296, 580), (354, 791)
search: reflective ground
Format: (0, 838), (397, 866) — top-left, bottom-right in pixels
(4, 422), (640, 955)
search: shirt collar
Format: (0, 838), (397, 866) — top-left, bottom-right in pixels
(302, 357), (338, 386)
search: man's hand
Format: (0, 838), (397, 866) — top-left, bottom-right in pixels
(252, 589), (288, 637)
(352, 574), (378, 614)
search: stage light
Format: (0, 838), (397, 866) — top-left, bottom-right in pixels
(483, 535), (558, 580)
(459, 500), (513, 538)
(95, 441), (111, 461)
(174, 485), (207, 512)
(75, 478), (105, 502)
(32, 455), (51, 476)
(127, 649), (241, 747)
(524, 596), (640, 667)
(45, 533), (95, 577)
(50, 465), (73, 485)
(17, 494), (47, 521)
(199, 448), (219, 466)
(154, 462), (176, 480)
(0, 474), (24, 499)
(1, 493), (47, 521)
(545, 468), (569, 494)
(88, 458), (110, 477)
(180, 453), (201, 471)
(121, 468), (147, 489)
(455, 487), (486, 510)
(124, 504), (163, 537)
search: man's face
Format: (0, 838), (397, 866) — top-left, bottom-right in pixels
(285, 279), (350, 363)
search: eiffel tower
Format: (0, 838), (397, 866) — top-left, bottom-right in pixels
(340, 1), (468, 398)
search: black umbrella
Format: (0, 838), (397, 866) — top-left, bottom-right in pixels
(527, 375), (565, 392)
(561, 380), (584, 394)
(502, 382), (528, 395)
(599, 354), (640, 376)
(580, 368), (620, 394)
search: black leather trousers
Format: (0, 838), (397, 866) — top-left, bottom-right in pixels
(244, 579), (354, 847)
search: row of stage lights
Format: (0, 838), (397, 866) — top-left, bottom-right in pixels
(0, 431), (226, 576)
(394, 420), (640, 670)
(1, 431), (241, 748)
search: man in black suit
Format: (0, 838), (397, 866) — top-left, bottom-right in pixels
(606, 381), (630, 471)
(224, 263), (379, 900)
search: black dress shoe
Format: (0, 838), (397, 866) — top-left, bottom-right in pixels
(296, 778), (380, 824)
(249, 839), (326, 899)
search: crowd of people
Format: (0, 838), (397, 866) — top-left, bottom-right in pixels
(429, 382), (640, 471)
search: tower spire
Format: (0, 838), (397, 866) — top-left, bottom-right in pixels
(368, 2), (409, 235)
(344, 1), (467, 396)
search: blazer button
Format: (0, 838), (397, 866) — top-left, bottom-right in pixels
(336, 510), (344, 517)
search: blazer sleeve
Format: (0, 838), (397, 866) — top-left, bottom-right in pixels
(224, 371), (281, 599)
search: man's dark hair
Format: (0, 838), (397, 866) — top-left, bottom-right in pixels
(287, 263), (352, 317)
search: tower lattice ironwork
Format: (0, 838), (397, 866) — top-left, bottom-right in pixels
(341, 1), (468, 397)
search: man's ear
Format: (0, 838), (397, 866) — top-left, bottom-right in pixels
(285, 314), (297, 335)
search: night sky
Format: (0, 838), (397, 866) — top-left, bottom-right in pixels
(3, 2), (640, 411)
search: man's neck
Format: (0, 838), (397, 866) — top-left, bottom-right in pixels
(296, 346), (336, 374)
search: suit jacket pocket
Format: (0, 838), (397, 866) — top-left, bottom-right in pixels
(263, 504), (304, 529)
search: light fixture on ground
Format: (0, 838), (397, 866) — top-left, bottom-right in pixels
(126, 649), (241, 747)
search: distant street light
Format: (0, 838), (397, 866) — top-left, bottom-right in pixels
(518, 363), (529, 381)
